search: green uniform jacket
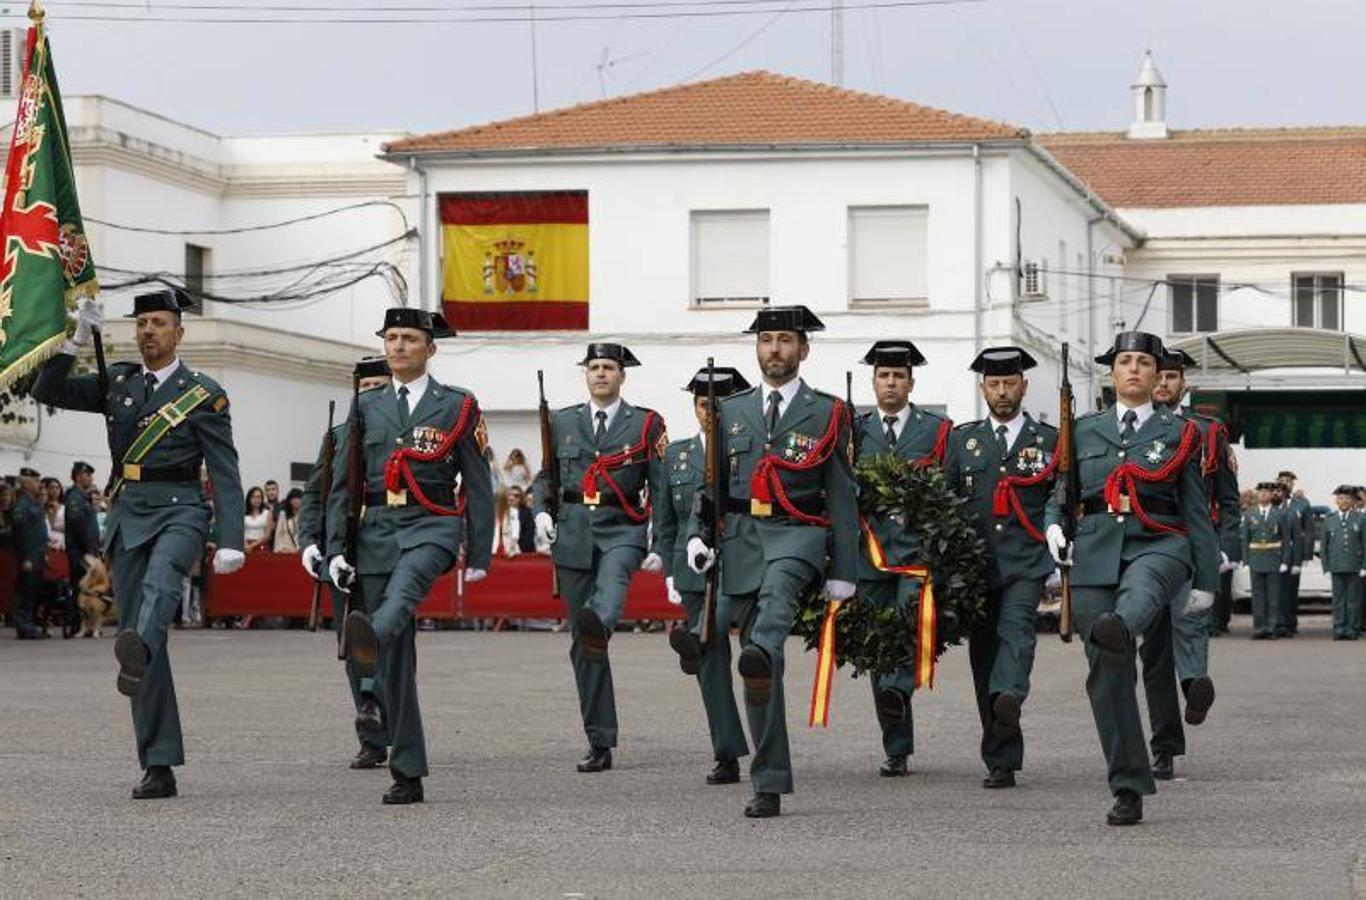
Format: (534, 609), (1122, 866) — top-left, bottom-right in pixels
(944, 414), (1058, 587)
(854, 405), (950, 579)
(12, 492), (46, 567)
(655, 434), (707, 591)
(1320, 510), (1365, 573)
(325, 379), (494, 573)
(63, 485), (101, 563)
(686, 381), (858, 594)
(1287, 495), (1314, 563)
(1183, 408), (1242, 562)
(298, 422), (345, 553)
(33, 354), (244, 553)
(1045, 406), (1219, 593)
(531, 399), (669, 571)
(1239, 506), (1295, 572)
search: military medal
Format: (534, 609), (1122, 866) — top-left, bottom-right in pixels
(966, 438), (978, 451)
(1146, 440), (1164, 463)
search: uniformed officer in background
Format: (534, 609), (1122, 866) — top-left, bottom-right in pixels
(1321, 485), (1365, 640)
(11, 467), (49, 640)
(64, 461), (102, 639)
(1275, 471), (1312, 637)
(1240, 482), (1294, 639)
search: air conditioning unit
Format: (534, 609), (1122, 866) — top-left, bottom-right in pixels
(1020, 261), (1048, 300)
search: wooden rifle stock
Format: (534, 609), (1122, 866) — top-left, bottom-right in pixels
(306, 400), (336, 632)
(1057, 343), (1078, 643)
(699, 358), (722, 647)
(538, 370), (560, 598)
(339, 376), (365, 660)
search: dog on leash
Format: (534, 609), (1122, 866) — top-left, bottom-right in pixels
(77, 554), (116, 638)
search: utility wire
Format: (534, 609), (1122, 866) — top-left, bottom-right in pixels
(88, 198), (410, 236)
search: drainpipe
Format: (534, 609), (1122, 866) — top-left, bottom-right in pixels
(973, 143), (983, 419)
(412, 155), (430, 312)
(1085, 215), (1103, 408)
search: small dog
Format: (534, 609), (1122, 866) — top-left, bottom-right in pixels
(77, 555), (116, 638)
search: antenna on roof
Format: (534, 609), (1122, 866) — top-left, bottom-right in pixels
(831, 0), (844, 86)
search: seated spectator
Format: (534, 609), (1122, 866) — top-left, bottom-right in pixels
(499, 485), (536, 557)
(244, 485), (272, 552)
(272, 488), (303, 553)
(503, 448), (532, 490)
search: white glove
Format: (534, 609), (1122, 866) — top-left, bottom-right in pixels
(1290, 565), (1301, 575)
(686, 537), (715, 574)
(213, 548), (245, 575)
(1278, 563), (1289, 574)
(1359, 569), (1365, 578)
(1218, 552), (1237, 574)
(665, 576), (683, 606)
(72, 298), (103, 346)
(329, 555), (356, 592)
(824, 579), (857, 600)
(464, 567), (487, 583)
(535, 512), (557, 545)
(1046, 524), (1072, 567)
(640, 552), (663, 574)
(301, 544), (323, 579)
(1186, 589), (1215, 614)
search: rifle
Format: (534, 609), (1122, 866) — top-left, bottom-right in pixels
(537, 370), (560, 598)
(845, 370), (859, 462)
(699, 358), (723, 647)
(306, 400), (336, 632)
(339, 373), (366, 660)
(1056, 343), (1078, 643)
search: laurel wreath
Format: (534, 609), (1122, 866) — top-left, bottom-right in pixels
(793, 454), (991, 677)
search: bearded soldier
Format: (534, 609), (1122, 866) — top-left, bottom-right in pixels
(1044, 331), (1219, 826)
(944, 347), (1056, 789)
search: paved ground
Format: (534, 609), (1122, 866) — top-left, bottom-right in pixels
(1, 614), (1363, 899)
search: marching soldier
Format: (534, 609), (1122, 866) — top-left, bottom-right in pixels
(11, 467), (50, 640)
(1321, 485), (1365, 640)
(686, 306), (858, 819)
(1240, 482), (1295, 639)
(943, 347), (1055, 789)
(298, 356), (391, 769)
(658, 366), (751, 785)
(1275, 471), (1312, 637)
(531, 343), (669, 774)
(1139, 349), (1238, 780)
(33, 291), (246, 799)
(851, 339), (951, 778)
(326, 308), (494, 805)
(65, 462), (102, 638)
(1044, 331), (1218, 825)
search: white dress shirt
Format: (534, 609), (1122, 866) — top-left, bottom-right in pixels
(760, 378), (802, 427)
(876, 403), (912, 443)
(987, 411), (1025, 455)
(141, 357), (182, 391)
(393, 371), (431, 413)
(1114, 399), (1155, 434)
(588, 396), (623, 434)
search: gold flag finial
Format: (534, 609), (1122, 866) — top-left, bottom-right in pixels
(28, 0), (45, 24)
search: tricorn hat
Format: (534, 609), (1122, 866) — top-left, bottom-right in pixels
(1158, 349), (1198, 372)
(579, 342), (640, 367)
(1094, 331), (1165, 366)
(126, 289), (194, 318)
(70, 461), (95, 478)
(862, 340), (927, 369)
(1256, 481), (1280, 491)
(1334, 485), (1357, 496)
(353, 355), (391, 380)
(376, 307), (455, 339)
(1278, 470), (1296, 480)
(969, 346), (1037, 376)
(743, 305), (825, 336)
(18, 466), (40, 478)
(683, 366), (751, 397)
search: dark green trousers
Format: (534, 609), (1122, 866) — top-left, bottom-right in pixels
(1279, 570), (1301, 633)
(330, 584), (388, 750)
(727, 557), (819, 795)
(1140, 605), (1185, 757)
(557, 544), (645, 750)
(359, 542), (453, 779)
(1249, 571), (1279, 637)
(858, 574), (920, 758)
(110, 525), (203, 769)
(1071, 552), (1188, 797)
(678, 589), (748, 762)
(969, 577), (1042, 773)
(13, 568), (41, 632)
(1330, 573), (1362, 637)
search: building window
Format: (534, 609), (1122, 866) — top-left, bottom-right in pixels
(183, 243), (209, 315)
(848, 206), (928, 306)
(1292, 273), (1342, 330)
(691, 210), (769, 305)
(1169, 274), (1218, 333)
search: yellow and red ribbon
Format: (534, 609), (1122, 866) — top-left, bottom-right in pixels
(807, 597), (843, 727)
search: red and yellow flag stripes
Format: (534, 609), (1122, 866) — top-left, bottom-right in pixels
(440, 191), (588, 331)
(807, 597), (843, 727)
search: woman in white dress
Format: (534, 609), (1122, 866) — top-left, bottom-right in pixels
(243, 485), (272, 552)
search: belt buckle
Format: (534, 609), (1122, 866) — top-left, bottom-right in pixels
(583, 491), (600, 507)
(386, 489), (407, 507)
(750, 498), (772, 517)
(122, 463), (142, 482)
(1109, 495), (1131, 514)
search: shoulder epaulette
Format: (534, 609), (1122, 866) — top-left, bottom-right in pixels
(1077, 410), (1106, 422)
(556, 402), (582, 413)
(1033, 419), (1059, 433)
(954, 419), (984, 431)
(914, 405), (949, 422)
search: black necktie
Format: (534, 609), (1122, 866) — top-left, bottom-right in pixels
(996, 423), (1010, 458)
(144, 372), (158, 398)
(594, 410), (608, 442)
(766, 390), (781, 436)
(397, 385), (411, 428)
(883, 414), (897, 446)
(1120, 409), (1138, 441)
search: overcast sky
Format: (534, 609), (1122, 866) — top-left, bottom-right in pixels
(14, 0), (1366, 136)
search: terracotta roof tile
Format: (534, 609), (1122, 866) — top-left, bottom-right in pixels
(384, 71), (1027, 154)
(1038, 127), (1366, 208)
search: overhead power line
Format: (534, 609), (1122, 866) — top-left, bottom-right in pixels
(88, 199), (411, 236)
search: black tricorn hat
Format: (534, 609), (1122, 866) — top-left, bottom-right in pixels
(579, 342), (640, 367)
(1095, 331), (1165, 366)
(683, 366), (751, 397)
(1158, 349), (1198, 372)
(1256, 481), (1280, 491)
(71, 461), (95, 478)
(743, 305), (825, 335)
(1334, 484), (1357, 496)
(861, 340), (927, 369)
(126, 289), (194, 318)
(19, 466), (40, 478)
(376, 307), (455, 339)
(1278, 470), (1296, 480)
(969, 346), (1037, 376)
(353, 355), (391, 380)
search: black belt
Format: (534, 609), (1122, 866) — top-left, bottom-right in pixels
(561, 489), (641, 512)
(365, 485), (456, 509)
(1081, 496), (1179, 517)
(724, 496), (827, 523)
(120, 464), (199, 484)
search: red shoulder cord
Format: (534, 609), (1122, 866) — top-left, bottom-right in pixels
(1102, 419), (1201, 535)
(579, 411), (660, 524)
(991, 446), (1059, 544)
(382, 394), (477, 517)
(1203, 420), (1225, 523)
(750, 399), (846, 527)
(911, 419), (952, 469)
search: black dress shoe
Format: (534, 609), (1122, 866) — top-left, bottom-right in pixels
(1183, 675), (1215, 726)
(1152, 751), (1174, 781)
(737, 645), (773, 707)
(350, 743), (388, 770)
(1106, 790), (1143, 826)
(878, 755), (908, 777)
(576, 608), (610, 661)
(132, 765), (177, 800)
(706, 758), (740, 785)
(1090, 613), (1131, 654)
(344, 612), (379, 676)
(669, 626), (703, 676)
(743, 792), (780, 818)
(577, 747), (613, 773)
(114, 629), (149, 697)
(992, 691), (1023, 734)
(983, 767), (1016, 789)
(355, 693), (384, 734)
(382, 774), (424, 805)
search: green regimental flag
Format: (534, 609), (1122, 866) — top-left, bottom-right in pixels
(0, 9), (97, 389)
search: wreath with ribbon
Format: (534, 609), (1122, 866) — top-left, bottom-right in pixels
(794, 454), (991, 681)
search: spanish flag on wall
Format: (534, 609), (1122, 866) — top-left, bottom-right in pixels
(441, 190), (588, 331)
